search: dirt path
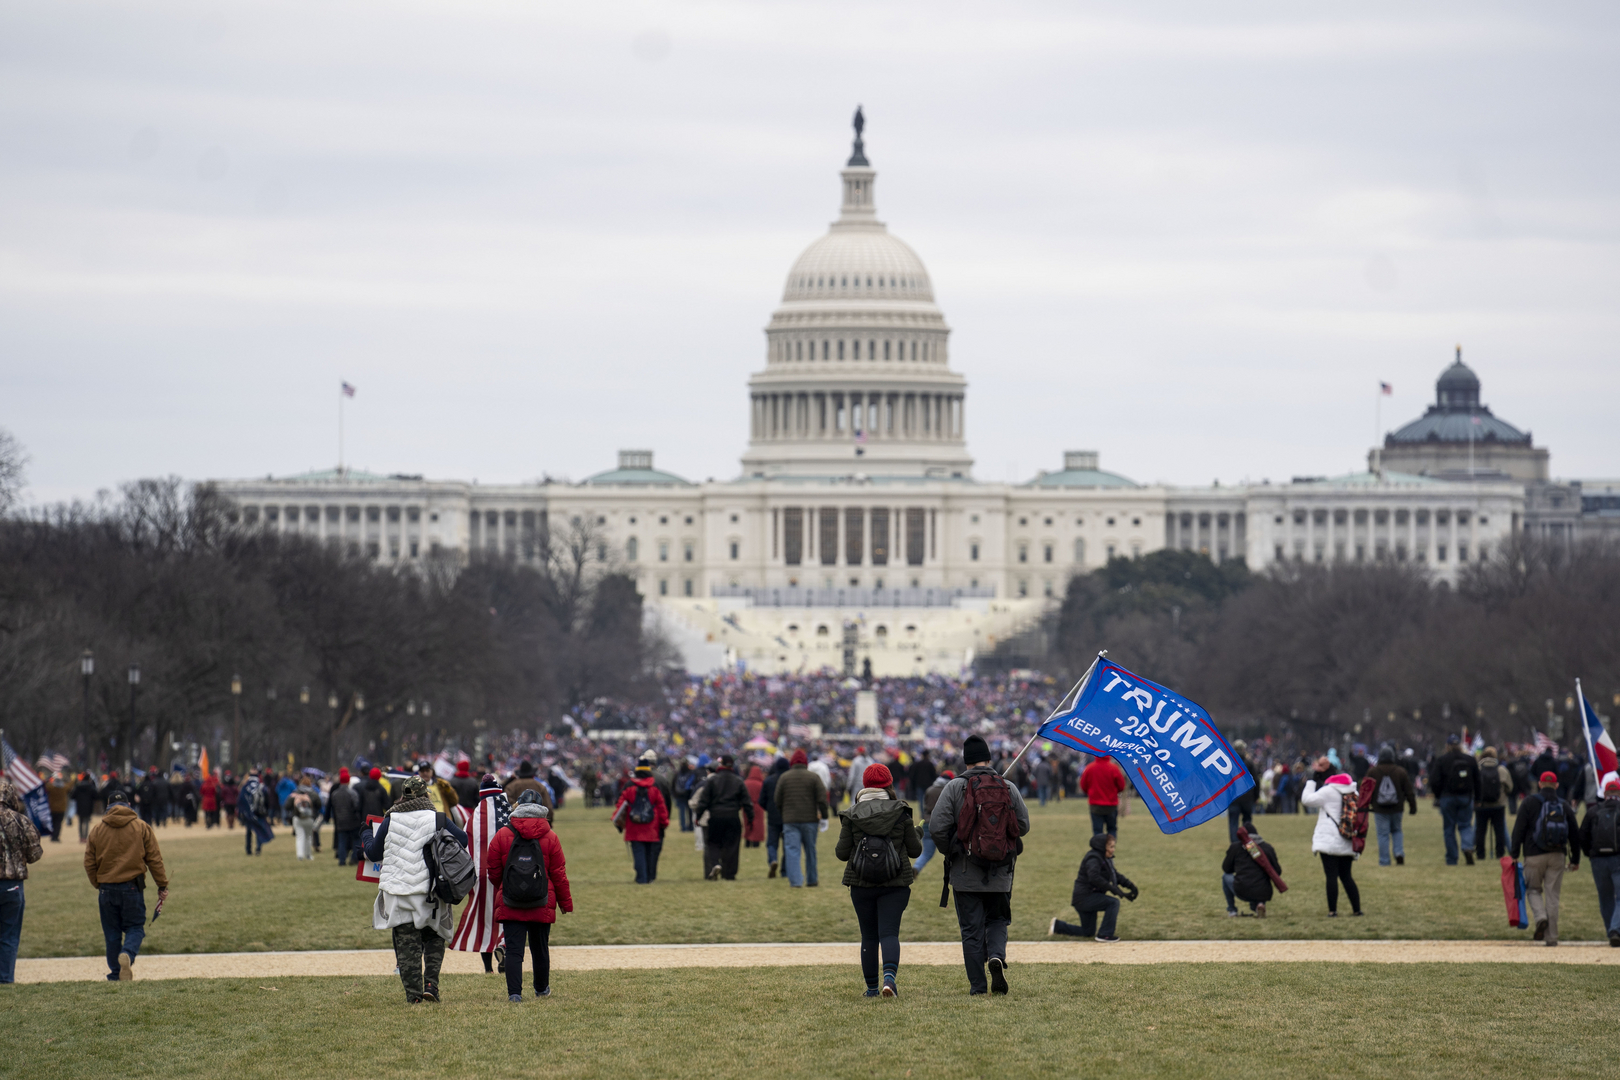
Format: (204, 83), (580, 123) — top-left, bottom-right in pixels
(15, 939), (1616, 983)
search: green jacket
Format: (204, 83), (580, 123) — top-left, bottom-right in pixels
(835, 794), (922, 888)
(774, 765), (828, 824)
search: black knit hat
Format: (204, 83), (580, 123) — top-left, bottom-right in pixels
(963, 735), (991, 765)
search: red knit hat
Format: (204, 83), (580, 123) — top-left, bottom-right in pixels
(863, 763), (893, 789)
(369, 767), (382, 780)
(338, 768), (350, 782)
(791, 749), (809, 766)
(456, 760), (470, 776)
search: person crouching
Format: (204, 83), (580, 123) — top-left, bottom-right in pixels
(1223, 826), (1285, 917)
(1051, 833), (1137, 942)
(360, 776), (468, 1004)
(484, 790), (573, 1002)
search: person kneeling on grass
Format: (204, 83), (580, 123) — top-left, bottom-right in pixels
(835, 763), (922, 998)
(1223, 826), (1284, 917)
(361, 776), (468, 1004)
(1051, 833), (1136, 942)
(484, 789), (573, 1002)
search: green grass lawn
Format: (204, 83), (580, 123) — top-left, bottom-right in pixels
(19, 798), (1607, 957)
(6, 964), (1617, 1079)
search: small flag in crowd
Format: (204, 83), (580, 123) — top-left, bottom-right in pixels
(1532, 729), (1558, 755)
(341, 381), (356, 397)
(3, 737), (54, 834)
(35, 751), (70, 775)
(1379, 382), (1393, 395)
(1034, 656), (1254, 834)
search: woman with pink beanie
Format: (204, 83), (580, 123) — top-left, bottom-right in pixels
(1302, 769), (1363, 917)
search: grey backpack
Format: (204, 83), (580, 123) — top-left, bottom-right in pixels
(425, 826), (475, 905)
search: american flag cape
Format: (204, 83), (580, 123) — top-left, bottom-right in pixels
(3, 738), (53, 834)
(449, 785), (510, 953)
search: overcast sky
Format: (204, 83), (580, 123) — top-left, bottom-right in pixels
(3, 0), (1617, 503)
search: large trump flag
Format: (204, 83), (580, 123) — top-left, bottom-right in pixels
(1036, 656), (1254, 834)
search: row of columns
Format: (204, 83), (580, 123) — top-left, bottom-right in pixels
(752, 391), (963, 442)
(772, 505), (937, 569)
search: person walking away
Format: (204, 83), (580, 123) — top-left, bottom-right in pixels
(503, 761), (554, 812)
(930, 735), (1030, 996)
(1051, 832), (1137, 941)
(169, 768), (194, 828)
(135, 769), (158, 827)
(359, 767), (393, 822)
(43, 772), (67, 843)
(360, 776), (468, 1002)
(1079, 754), (1126, 837)
(82, 788), (168, 981)
(692, 755), (754, 881)
(1364, 747), (1417, 866)
(1433, 734), (1481, 865)
(761, 757), (789, 877)
(200, 771), (220, 829)
(674, 761), (697, 832)
(743, 765), (767, 849)
(1474, 747), (1513, 861)
(329, 768), (363, 865)
(0, 779), (44, 983)
(774, 749), (829, 887)
(451, 774), (513, 974)
(237, 770), (273, 855)
(450, 760), (480, 812)
(274, 772), (296, 825)
(1033, 757), (1054, 808)
(913, 770), (954, 873)
(1226, 742), (1258, 842)
(1511, 771), (1579, 945)
(286, 775), (321, 861)
(484, 790), (572, 1001)
(847, 747), (874, 802)
(1302, 772), (1362, 917)
(613, 758), (670, 884)
(220, 772), (239, 829)
(1579, 777), (1620, 946)
(909, 750), (937, 806)
(72, 772), (98, 842)
(1221, 826), (1283, 917)
(836, 763), (921, 997)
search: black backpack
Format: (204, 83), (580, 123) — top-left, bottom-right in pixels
(1588, 802), (1620, 857)
(851, 828), (907, 885)
(500, 826), (549, 908)
(1532, 797), (1569, 851)
(628, 784), (655, 826)
(1479, 766), (1502, 804)
(424, 826), (475, 905)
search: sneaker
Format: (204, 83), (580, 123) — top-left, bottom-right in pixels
(1608, 930), (1619, 948)
(1464, 852), (1475, 866)
(1049, 917), (1060, 935)
(968, 988), (987, 996)
(421, 981), (439, 1002)
(1534, 919), (1548, 941)
(707, 864), (722, 880)
(508, 994), (523, 1004)
(1349, 911), (1364, 917)
(1226, 909), (1240, 917)
(537, 986), (552, 998)
(806, 881), (818, 887)
(1545, 940), (1558, 947)
(1395, 856), (1404, 865)
(1094, 935), (1120, 943)
(117, 952), (133, 981)
(864, 987), (881, 998)
(1327, 911), (1338, 918)
(988, 957), (1008, 995)
(1256, 902), (1266, 918)
(881, 976), (898, 998)
(494, 945), (506, 974)
(768, 862), (778, 879)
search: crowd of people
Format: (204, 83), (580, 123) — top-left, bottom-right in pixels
(3, 669), (1618, 998)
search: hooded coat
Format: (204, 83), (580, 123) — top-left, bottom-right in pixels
(1302, 778), (1359, 856)
(835, 789), (922, 888)
(744, 767), (767, 843)
(1364, 748), (1417, 814)
(614, 775), (670, 843)
(83, 804), (167, 888)
(485, 809), (573, 923)
(1073, 833), (1136, 906)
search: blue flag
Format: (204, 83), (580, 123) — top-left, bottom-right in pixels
(1037, 657), (1253, 834)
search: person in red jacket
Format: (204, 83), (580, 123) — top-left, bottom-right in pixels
(484, 790), (572, 1002)
(1080, 755), (1128, 836)
(200, 774), (221, 829)
(614, 760), (671, 884)
(744, 765), (767, 850)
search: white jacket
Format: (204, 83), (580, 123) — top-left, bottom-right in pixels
(378, 809), (436, 896)
(1302, 780), (1357, 857)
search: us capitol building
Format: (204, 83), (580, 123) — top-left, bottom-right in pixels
(214, 117), (1613, 675)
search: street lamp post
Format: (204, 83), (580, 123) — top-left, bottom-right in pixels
(327, 691), (340, 772)
(231, 674), (242, 775)
(80, 649), (94, 772)
(355, 692), (368, 762)
(422, 701), (432, 762)
(125, 663), (140, 779)
(299, 686), (310, 768)
(406, 700), (417, 761)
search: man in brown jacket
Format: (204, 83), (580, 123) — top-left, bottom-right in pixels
(84, 789), (169, 981)
(773, 749), (828, 887)
(503, 761), (553, 811)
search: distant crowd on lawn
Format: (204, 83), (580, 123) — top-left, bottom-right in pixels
(3, 670), (1617, 997)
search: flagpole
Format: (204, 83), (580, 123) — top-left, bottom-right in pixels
(1002, 650), (1106, 778)
(338, 385), (345, 476)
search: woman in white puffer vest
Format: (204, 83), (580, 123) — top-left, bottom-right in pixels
(361, 776), (469, 1003)
(1301, 770), (1363, 918)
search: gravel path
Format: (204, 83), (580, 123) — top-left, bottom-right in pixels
(15, 939), (1616, 983)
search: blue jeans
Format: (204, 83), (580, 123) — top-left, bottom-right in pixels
(0, 881), (22, 983)
(1227, 802), (1254, 843)
(767, 822), (782, 867)
(676, 797), (693, 832)
(1438, 795), (1475, 864)
(630, 840), (661, 884)
(333, 828), (361, 865)
(782, 822), (819, 886)
(1374, 811), (1404, 865)
(98, 881), (146, 979)
(913, 830), (936, 872)
(1221, 872), (1262, 913)
(1590, 854), (1620, 936)
(1037, 784), (1052, 807)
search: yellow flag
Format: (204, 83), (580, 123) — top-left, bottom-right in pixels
(673, 733), (685, 746)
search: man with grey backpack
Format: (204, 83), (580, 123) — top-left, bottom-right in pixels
(834, 763), (921, 998)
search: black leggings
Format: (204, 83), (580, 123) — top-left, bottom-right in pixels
(1320, 853), (1360, 914)
(849, 885), (910, 988)
(501, 921), (551, 997)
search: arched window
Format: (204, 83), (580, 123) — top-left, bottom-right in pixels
(840, 276), (847, 287)
(852, 340), (860, 359)
(796, 340), (803, 361)
(838, 340), (845, 360)
(922, 342), (929, 362)
(884, 340), (891, 360)
(910, 340), (916, 361)
(866, 276), (872, 287)
(822, 340), (829, 360)
(868, 340), (875, 359)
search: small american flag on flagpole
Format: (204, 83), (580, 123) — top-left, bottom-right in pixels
(1379, 382), (1393, 395)
(341, 381), (356, 398)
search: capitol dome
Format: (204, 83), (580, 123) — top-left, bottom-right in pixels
(741, 111), (971, 480)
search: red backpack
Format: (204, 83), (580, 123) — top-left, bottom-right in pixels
(955, 772), (1023, 871)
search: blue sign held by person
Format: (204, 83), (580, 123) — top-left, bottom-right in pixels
(1033, 655), (1253, 834)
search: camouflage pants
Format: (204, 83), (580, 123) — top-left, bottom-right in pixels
(392, 925), (446, 1001)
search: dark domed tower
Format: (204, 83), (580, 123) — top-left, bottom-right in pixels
(1375, 347), (1548, 482)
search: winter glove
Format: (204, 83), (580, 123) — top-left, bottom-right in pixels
(1125, 886), (1139, 902)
